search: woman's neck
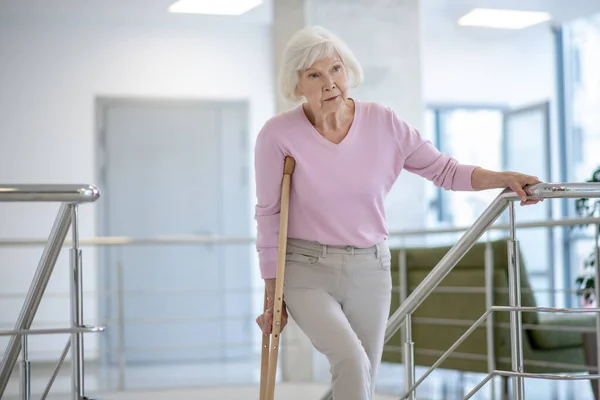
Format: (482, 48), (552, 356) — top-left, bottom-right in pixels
(304, 99), (354, 133)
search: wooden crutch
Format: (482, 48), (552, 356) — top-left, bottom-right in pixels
(259, 155), (295, 400)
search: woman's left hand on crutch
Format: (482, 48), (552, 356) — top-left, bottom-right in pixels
(256, 278), (289, 335)
(256, 303), (289, 335)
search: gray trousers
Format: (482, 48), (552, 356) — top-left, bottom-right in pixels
(283, 237), (393, 400)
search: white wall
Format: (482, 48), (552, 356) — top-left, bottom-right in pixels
(0, 15), (274, 360)
(423, 23), (556, 109)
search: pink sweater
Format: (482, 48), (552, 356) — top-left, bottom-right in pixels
(254, 100), (477, 279)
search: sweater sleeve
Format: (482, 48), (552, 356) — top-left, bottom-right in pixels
(253, 126), (286, 279)
(391, 109), (477, 191)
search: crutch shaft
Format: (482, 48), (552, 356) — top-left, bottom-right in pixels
(260, 156), (295, 400)
(259, 288), (271, 400)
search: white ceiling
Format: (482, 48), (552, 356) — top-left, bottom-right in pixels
(0, 0), (273, 24)
(422, 0), (600, 24)
(0, 0), (599, 32)
(422, 0), (600, 40)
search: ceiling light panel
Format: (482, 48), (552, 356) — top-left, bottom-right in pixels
(458, 8), (552, 29)
(169, 0), (263, 16)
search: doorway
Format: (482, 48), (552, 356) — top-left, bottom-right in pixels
(96, 98), (253, 366)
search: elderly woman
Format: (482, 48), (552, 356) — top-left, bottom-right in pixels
(254, 26), (540, 400)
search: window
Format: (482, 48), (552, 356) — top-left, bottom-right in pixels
(561, 15), (600, 307)
(424, 104), (556, 307)
(569, 18), (600, 183)
(423, 106), (505, 230)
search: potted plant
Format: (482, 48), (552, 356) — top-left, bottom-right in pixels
(576, 252), (597, 307)
(574, 166), (600, 308)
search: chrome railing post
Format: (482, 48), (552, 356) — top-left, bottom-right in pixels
(399, 249), (415, 399)
(117, 246), (127, 390)
(594, 223), (600, 382)
(507, 201), (525, 399)
(69, 204), (85, 400)
(484, 238), (496, 400)
(404, 314), (416, 400)
(20, 334), (31, 400)
(399, 248), (408, 363)
(399, 249), (408, 313)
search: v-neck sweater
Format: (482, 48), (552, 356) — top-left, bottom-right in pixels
(253, 100), (477, 279)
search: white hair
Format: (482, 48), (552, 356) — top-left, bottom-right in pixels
(278, 26), (364, 104)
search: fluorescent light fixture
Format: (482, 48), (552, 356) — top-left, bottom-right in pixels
(169, 0), (263, 15)
(458, 8), (552, 29)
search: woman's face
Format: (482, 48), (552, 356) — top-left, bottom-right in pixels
(295, 54), (349, 113)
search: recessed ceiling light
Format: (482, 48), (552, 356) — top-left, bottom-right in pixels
(458, 8), (552, 29)
(168, 0), (263, 16)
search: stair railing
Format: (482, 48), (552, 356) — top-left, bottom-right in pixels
(0, 184), (103, 400)
(319, 182), (600, 400)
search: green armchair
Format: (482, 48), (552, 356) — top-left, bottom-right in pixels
(381, 239), (597, 391)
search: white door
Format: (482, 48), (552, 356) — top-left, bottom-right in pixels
(98, 99), (252, 365)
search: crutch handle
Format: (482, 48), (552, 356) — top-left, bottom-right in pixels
(283, 156), (295, 175)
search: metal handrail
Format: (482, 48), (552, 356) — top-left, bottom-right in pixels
(0, 184), (100, 203)
(1, 215), (598, 247)
(319, 182), (600, 400)
(527, 182), (600, 198)
(403, 317), (597, 333)
(0, 184), (101, 400)
(0, 326), (105, 337)
(383, 346), (598, 372)
(388, 216), (600, 237)
(0, 284), (586, 301)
